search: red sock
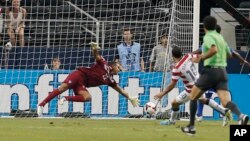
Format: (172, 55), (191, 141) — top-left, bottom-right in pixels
(65, 95), (86, 102)
(39, 89), (61, 107)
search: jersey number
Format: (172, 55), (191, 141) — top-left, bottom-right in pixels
(186, 64), (197, 81)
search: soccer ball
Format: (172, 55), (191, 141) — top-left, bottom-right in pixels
(4, 42), (12, 51)
(144, 102), (156, 116)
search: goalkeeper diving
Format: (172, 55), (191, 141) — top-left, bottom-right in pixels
(37, 42), (139, 116)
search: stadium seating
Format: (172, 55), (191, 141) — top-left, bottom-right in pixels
(17, 0), (169, 48)
(0, 0), (248, 73)
(20, 0), (64, 6)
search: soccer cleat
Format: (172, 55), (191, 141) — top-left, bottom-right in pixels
(238, 114), (249, 125)
(196, 116), (203, 122)
(160, 119), (175, 125)
(37, 105), (43, 117)
(222, 109), (232, 127)
(181, 125), (196, 136)
(59, 97), (66, 105)
(222, 117), (229, 127)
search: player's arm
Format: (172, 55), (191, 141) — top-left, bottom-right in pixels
(192, 47), (202, 54)
(139, 44), (145, 72)
(201, 36), (219, 60)
(194, 36), (218, 62)
(149, 48), (156, 72)
(141, 57), (145, 72)
(200, 45), (217, 61)
(111, 84), (140, 107)
(232, 50), (250, 66)
(19, 8), (26, 28)
(90, 42), (102, 61)
(111, 84), (129, 99)
(116, 60), (126, 71)
(225, 43), (233, 58)
(154, 80), (177, 100)
(149, 62), (155, 72)
(5, 8), (12, 29)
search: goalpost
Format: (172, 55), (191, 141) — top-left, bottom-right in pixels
(0, 0), (199, 118)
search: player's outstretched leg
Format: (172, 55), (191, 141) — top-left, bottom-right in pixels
(196, 89), (214, 122)
(199, 98), (233, 126)
(37, 83), (69, 116)
(59, 90), (92, 105)
(37, 89), (61, 117)
(59, 97), (66, 105)
(227, 101), (249, 125)
(217, 90), (249, 125)
(162, 92), (189, 125)
(59, 95), (91, 105)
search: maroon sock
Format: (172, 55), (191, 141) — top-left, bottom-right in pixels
(65, 95), (86, 102)
(39, 89), (61, 107)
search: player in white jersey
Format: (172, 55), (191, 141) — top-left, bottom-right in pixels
(154, 47), (231, 125)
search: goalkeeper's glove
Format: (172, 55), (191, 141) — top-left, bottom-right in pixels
(128, 96), (140, 107)
(89, 42), (101, 50)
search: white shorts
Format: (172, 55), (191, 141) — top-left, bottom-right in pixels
(175, 90), (190, 104)
(175, 90), (206, 104)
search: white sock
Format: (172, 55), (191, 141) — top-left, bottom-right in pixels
(208, 99), (226, 115)
(170, 110), (178, 121)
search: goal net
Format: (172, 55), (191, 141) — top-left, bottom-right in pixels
(0, 0), (198, 118)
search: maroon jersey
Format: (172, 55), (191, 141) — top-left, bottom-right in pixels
(77, 57), (117, 87)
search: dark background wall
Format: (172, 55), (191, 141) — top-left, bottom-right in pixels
(1, 47), (249, 73)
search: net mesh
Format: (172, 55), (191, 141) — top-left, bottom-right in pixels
(0, 0), (196, 118)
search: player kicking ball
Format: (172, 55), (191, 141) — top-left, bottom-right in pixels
(154, 47), (232, 126)
(37, 42), (139, 116)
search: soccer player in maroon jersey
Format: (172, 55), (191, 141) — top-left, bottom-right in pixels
(37, 42), (139, 116)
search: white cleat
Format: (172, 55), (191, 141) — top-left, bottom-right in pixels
(37, 106), (43, 117)
(239, 114), (249, 125)
(59, 97), (66, 105)
(196, 116), (203, 122)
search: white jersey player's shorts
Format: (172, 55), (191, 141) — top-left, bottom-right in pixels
(175, 90), (205, 104)
(175, 90), (190, 104)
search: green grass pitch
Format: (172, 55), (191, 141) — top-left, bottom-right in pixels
(0, 118), (232, 141)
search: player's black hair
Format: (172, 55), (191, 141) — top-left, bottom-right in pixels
(215, 24), (221, 33)
(172, 47), (182, 58)
(203, 16), (217, 30)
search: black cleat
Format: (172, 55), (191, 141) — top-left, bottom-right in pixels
(239, 115), (249, 125)
(181, 126), (196, 136)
